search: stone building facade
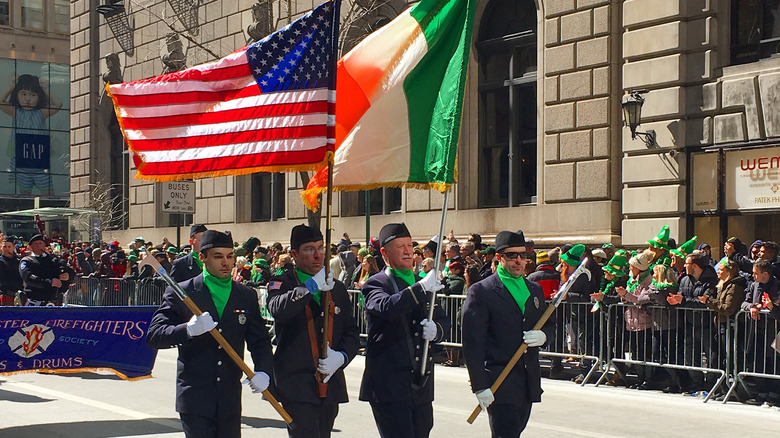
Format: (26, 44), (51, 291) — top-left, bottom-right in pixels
(69, 0), (780, 251)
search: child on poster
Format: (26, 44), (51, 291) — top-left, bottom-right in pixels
(0, 74), (62, 195)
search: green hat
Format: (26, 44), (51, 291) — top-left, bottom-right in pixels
(717, 256), (729, 268)
(134, 236), (145, 243)
(647, 225), (671, 250)
(253, 258), (269, 269)
(670, 235), (697, 259)
(166, 246), (179, 255)
(560, 244), (586, 268)
(602, 249), (628, 277)
(358, 248), (368, 257)
(127, 254), (138, 263)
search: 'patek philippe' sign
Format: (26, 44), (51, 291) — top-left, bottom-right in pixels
(726, 147), (780, 210)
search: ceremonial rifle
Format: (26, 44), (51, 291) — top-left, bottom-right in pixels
(139, 256), (295, 428)
(466, 259), (592, 424)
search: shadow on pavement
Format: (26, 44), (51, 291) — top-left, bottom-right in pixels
(0, 387), (52, 403)
(241, 415), (290, 430)
(0, 419), (182, 437)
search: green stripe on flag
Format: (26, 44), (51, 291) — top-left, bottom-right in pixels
(404, 0), (476, 186)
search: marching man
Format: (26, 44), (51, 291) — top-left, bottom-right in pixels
(462, 230), (556, 437)
(147, 230), (273, 438)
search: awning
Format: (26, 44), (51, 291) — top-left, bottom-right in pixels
(0, 207), (99, 220)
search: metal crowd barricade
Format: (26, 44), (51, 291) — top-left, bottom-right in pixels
(437, 293), (466, 348)
(595, 303), (728, 402)
(133, 277), (167, 305)
(541, 301), (603, 386)
(723, 309), (780, 403)
(347, 290), (367, 340)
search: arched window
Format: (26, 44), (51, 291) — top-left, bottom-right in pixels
(477, 0), (537, 207)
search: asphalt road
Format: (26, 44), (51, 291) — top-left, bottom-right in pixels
(1, 349), (779, 437)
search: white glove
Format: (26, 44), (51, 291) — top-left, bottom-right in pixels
(523, 330), (546, 347)
(317, 347), (346, 383)
(186, 312), (218, 337)
(420, 318), (437, 341)
(305, 267), (327, 292)
(475, 388), (494, 410)
(243, 371), (270, 393)
(320, 270), (335, 292)
(419, 269), (444, 293)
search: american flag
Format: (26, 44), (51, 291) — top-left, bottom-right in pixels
(107, 1), (339, 180)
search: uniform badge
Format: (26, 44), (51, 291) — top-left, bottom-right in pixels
(20, 261), (26, 270)
(534, 297), (540, 309)
(334, 306), (341, 314)
(238, 314), (247, 325)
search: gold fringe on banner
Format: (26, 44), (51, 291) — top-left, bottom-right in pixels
(1, 367), (152, 381)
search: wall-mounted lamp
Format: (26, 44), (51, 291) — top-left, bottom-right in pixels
(96, 0), (134, 56)
(621, 89), (655, 148)
(168, 0), (200, 35)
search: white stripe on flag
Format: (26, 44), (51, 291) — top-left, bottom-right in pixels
(138, 137), (329, 163)
(117, 89), (331, 119)
(124, 113), (330, 140)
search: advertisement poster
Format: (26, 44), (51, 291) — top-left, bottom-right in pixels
(725, 146), (780, 210)
(0, 59), (69, 198)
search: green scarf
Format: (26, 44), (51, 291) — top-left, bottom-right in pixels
(203, 269), (232, 318)
(497, 264), (530, 313)
(296, 267), (320, 305)
(389, 268), (416, 287)
(193, 253), (203, 269)
(627, 269), (651, 294)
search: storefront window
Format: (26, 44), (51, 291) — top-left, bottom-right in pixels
(732, 0), (780, 64)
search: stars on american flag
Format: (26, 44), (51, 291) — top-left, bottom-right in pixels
(246, 2), (336, 93)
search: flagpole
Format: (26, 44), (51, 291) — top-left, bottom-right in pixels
(317, 0), (340, 397)
(419, 189), (449, 377)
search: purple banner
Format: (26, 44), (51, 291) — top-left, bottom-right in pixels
(0, 306), (158, 380)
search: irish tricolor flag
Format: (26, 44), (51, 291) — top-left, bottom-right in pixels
(301, 0), (475, 210)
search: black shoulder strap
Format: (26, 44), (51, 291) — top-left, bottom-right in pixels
(385, 268), (423, 377)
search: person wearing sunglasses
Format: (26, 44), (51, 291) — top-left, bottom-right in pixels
(266, 225), (361, 438)
(462, 230), (555, 437)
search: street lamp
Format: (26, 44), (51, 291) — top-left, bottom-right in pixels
(621, 89), (655, 147)
(96, 0), (134, 56)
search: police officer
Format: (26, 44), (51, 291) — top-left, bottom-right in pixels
(0, 235), (23, 305)
(171, 224), (208, 282)
(359, 223), (449, 438)
(19, 234), (75, 306)
(147, 230), (273, 438)
(462, 230), (556, 438)
(266, 225), (360, 438)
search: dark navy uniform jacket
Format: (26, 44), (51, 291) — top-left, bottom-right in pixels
(359, 268), (450, 404)
(19, 253), (75, 302)
(170, 252), (202, 283)
(0, 254), (23, 297)
(266, 270), (360, 404)
(147, 274), (273, 418)
(462, 273), (556, 406)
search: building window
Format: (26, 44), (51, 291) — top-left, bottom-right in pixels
(732, 0), (780, 64)
(251, 172), (285, 221)
(21, 0), (44, 30)
(54, 0), (69, 33)
(476, 0), (537, 208)
(340, 188), (402, 217)
(0, 0), (9, 26)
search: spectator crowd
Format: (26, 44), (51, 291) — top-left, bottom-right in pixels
(1, 225), (779, 405)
